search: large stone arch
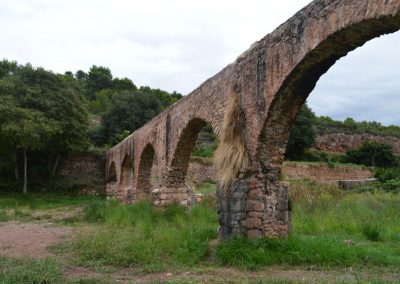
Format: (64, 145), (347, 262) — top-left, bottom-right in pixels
(218, 0), (400, 239)
(136, 143), (156, 198)
(260, 12), (400, 170)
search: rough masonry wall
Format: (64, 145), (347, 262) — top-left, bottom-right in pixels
(314, 133), (400, 155)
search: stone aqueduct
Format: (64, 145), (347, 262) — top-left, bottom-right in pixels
(106, 0), (400, 239)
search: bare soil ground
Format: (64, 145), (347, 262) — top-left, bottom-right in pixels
(0, 221), (73, 258)
(0, 219), (398, 283)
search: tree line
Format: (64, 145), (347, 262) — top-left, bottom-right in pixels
(0, 60), (181, 193)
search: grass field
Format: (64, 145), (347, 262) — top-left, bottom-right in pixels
(0, 181), (399, 283)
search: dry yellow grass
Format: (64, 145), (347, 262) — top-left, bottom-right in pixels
(214, 92), (249, 192)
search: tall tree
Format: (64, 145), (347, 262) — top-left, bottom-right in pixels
(0, 96), (59, 193)
(101, 90), (161, 145)
(285, 104), (317, 160)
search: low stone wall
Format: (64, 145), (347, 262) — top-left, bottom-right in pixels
(283, 162), (373, 182)
(186, 159), (374, 184)
(59, 153), (105, 195)
(59, 154), (104, 177)
(186, 158), (216, 184)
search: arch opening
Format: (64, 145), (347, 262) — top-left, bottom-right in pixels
(106, 161), (118, 199)
(137, 144), (155, 195)
(118, 155), (132, 201)
(167, 118), (217, 188)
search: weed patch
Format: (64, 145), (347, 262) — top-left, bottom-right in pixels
(74, 200), (218, 271)
(216, 236), (400, 270)
(0, 257), (62, 283)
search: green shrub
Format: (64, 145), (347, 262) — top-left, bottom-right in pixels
(346, 141), (396, 168)
(375, 167), (400, 183)
(192, 143), (217, 158)
(362, 223), (382, 242)
(382, 179), (400, 192)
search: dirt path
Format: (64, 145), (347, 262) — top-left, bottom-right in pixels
(0, 221), (73, 258)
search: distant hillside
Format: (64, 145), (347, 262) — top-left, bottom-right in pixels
(315, 116), (400, 138)
(313, 133), (400, 155)
(313, 116), (400, 155)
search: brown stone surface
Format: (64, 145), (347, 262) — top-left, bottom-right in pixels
(314, 133), (400, 155)
(283, 162), (373, 182)
(106, 0), (400, 238)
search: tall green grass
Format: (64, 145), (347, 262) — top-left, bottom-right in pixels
(215, 235), (400, 270)
(71, 180), (400, 271)
(0, 257), (62, 283)
(292, 180), (400, 242)
(0, 192), (99, 210)
(74, 200), (218, 271)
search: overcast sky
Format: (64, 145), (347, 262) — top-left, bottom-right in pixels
(0, 0), (399, 125)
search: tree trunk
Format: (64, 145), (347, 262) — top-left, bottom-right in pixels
(51, 156), (60, 176)
(23, 148), (27, 194)
(14, 150), (19, 181)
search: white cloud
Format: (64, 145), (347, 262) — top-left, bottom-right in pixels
(0, 0), (399, 124)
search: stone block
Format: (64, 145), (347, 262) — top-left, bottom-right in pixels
(152, 188), (161, 194)
(244, 217), (262, 229)
(247, 229), (263, 238)
(229, 199), (246, 212)
(246, 200), (265, 212)
(248, 189), (263, 199)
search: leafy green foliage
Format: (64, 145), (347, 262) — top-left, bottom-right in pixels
(362, 223), (382, 242)
(0, 61), (90, 192)
(315, 115), (400, 137)
(374, 168), (400, 192)
(99, 90), (161, 145)
(285, 104), (317, 160)
(346, 141), (397, 168)
(375, 167), (400, 182)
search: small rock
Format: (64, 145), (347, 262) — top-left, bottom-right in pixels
(343, 239), (353, 246)
(166, 272), (173, 277)
(152, 188), (160, 194)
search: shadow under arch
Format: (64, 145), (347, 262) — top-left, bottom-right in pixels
(106, 161), (118, 199)
(118, 154), (132, 201)
(167, 118), (214, 188)
(258, 16), (400, 169)
(136, 143), (156, 195)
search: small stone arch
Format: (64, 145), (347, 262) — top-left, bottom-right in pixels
(106, 161), (118, 199)
(167, 118), (211, 187)
(136, 144), (155, 195)
(118, 155), (133, 202)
